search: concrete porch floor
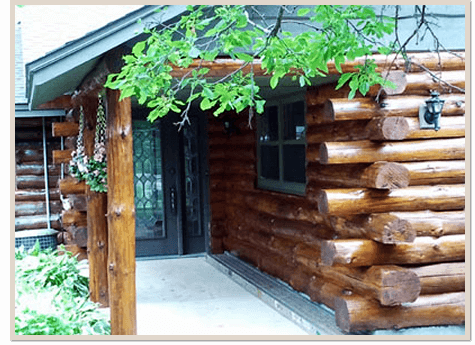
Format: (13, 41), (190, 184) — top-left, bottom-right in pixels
(133, 255), (309, 335)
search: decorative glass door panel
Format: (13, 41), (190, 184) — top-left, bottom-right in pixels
(133, 121), (164, 241)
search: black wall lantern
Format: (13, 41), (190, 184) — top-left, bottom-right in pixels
(419, 91), (445, 131)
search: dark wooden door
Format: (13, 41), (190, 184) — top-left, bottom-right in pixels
(132, 114), (206, 257)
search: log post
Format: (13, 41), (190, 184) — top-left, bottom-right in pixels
(83, 96), (109, 307)
(106, 89), (136, 335)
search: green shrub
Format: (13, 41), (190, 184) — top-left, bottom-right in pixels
(15, 242), (110, 335)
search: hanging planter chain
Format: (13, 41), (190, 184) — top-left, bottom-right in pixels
(69, 105), (87, 181)
(85, 92), (108, 193)
(69, 92), (108, 193)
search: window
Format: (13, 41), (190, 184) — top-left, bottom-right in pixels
(257, 94), (306, 195)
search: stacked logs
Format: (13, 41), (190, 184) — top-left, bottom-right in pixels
(15, 118), (62, 232)
(51, 110), (88, 260)
(209, 51), (465, 333)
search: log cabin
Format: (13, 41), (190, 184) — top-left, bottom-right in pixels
(15, 5), (467, 335)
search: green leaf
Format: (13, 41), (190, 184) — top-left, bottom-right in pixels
(270, 74), (279, 89)
(336, 72), (355, 90)
(236, 14), (248, 28)
(200, 98), (216, 110)
(132, 41), (146, 58)
(235, 52), (254, 62)
(348, 88), (357, 100)
(297, 8), (311, 16)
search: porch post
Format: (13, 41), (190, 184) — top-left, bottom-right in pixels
(105, 89), (137, 335)
(83, 95), (109, 307)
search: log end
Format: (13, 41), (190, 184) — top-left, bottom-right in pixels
(374, 162), (410, 189)
(366, 117), (410, 141)
(381, 218), (417, 244)
(334, 296), (353, 333)
(321, 240), (338, 266)
(316, 190), (329, 214)
(322, 99), (336, 122)
(379, 269), (421, 306)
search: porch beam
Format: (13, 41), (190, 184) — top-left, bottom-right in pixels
(106, 89), (137, 335)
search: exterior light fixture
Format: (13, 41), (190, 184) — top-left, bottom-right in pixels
(419, 91), (445, 131)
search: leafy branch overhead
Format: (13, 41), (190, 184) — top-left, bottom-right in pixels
(105, 5), (397, 128)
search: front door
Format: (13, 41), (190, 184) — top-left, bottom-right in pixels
(132, 113), (206, 257)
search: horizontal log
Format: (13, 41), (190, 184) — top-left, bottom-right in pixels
(318, 138), (465, 164)
(321, 234), (465, 267)
(408, 262), (465, 295)
(366, 116), (465, 141)
(170, 52), (465, 79)
(405, 115), (465, 140)
(37, 94), (72, 110)
(69, 194), (88, 212)
(15, 164), (61, 176)
(288, 266), (315, 293)
(306, 82), (363, 107)
(401, 70), (466, 96)
(61, 209), (87, 228)
(306, 120), (370, 143)
(52, 121), (79, 137)
(328, 213), (415, 244)
(269, 235), (302, 259)
(293, 241), (323, 270)
(243, 191), (327, 225)
(64, 226), (88, 248)
(307, 162), (410, 189)
(53, 149), (73, 164)
(320, 265), (421, 306)
(335, 291), (465, 332)
(259, 253), (298, 282)
(316, 184), (465, 215)
(16, 175), (60, 190)
(15, 214), (61, 231)
(15, 147), (55, 164)
(391, 210), (465, 237)
(59, 177), (86, 195)
(15, 130), (54, 141)
(402, 160), (465, 186)
(210, 236), (224, 254)
(222, 236), (264, 268)
(230, 205), (334, 242)
(306, 278), (347, 311)
(323, 93), (465, 122)
(15, 200), (62, 217)
(15, 189), (60, 201)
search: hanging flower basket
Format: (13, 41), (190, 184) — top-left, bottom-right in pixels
(69, 105), (88, 182)
(69, 92), (108, 193)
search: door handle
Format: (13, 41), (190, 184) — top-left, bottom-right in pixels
(170, 187), (177, 214)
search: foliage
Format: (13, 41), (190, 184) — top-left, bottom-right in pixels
(105, 5), (396, 127)
(15, 242), (110, 335)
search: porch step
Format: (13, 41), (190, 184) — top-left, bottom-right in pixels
(206, 252), (370, 335)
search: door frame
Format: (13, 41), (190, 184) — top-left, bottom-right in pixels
(132, 109), (210, 257)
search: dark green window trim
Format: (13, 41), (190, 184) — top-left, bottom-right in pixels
(256, 92), (307, 196)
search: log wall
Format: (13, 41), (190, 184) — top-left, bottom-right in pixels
(15, 118), (63, 234)
(207, 51), (465, 333)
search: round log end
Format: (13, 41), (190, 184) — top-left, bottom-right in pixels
(374, 162), (410, 189)
(382, 70), (408, 96)
(382, 218), (416, 243)
(317, 190), (329, 214)
(322, 99), (336, 122)
(382, 117), (410, 141)
(334, 297), (353, 333)
(318, 143), (329, 165)
(380, 270), (421, 306)
(321, 240), (337, 266)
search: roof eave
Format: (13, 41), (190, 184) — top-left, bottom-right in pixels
(25, 5), (189, 110)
